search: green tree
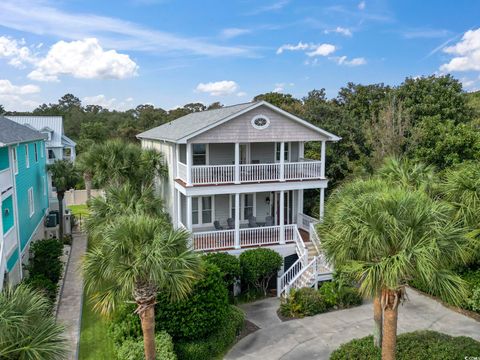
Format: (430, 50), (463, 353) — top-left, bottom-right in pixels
(0, 284), (67, 359)
(319, 180), (475, 359)
(83, 215), (201, 360)
(47, 159), (80, 240)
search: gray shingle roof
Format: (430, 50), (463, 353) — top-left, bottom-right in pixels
(137, 102), (256, 142)
(0, 116), (46, 146)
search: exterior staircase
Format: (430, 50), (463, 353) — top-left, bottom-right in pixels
(277, 221), (333, 297)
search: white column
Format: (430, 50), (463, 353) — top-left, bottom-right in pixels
(176, 190), (182, 228)
(297, 189), (303, 217)
(279, 142), (285, 181)
(175, 144), (180, 179)
(234, 142), (240, 184)
(186, 142), (192, 186)
(234, 193), (240, 249)
(186, 195), (192, 231)
(299, 141), (305, 159)
(279, 190), (285, 244)
(320, 141), (326, 178)
(319, 188), (325, 221)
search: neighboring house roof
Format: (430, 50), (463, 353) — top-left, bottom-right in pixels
(0, 116), (46, 146)
(5, 116), (76, 148)
(137, 101), (340, 143)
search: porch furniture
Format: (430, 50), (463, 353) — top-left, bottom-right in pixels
(227, 218), (235, 229)
(214, 221), (223, 230)
(248, 215), (258, 228)
(265, 216), (274, 226)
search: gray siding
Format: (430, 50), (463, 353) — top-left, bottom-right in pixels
(179, 144), (186, 163)
(251, 142), (275, 163)
(214, 194), (230, 224)
(209, 144), (234, 165)
(290, 142), (299, 161)
(190, 105), (328, 143)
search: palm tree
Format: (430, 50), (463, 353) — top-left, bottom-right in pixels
(83, 214), (201, 360)
(47, 159), (80, 240)
(76, 140), (168, 200)
(319, 181), (475, 360)
(0, 284), (68, 359)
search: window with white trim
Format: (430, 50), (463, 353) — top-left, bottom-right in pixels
(25, 144), (30, 168)
(230, 194), (256, 220)
(34, 143), (38, 162)
(43, 176), (47, 196)
(12, 147), (18, 175)
(28, 187), (34, 217)
(192, 144), (207, 165)
(275, 142), (289, 162)
(192, 196), (214, 225)
(244, 194), (254, 219)
(40, 143), (44, 158)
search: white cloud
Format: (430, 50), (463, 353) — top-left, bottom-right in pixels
(0, 79), (40, 111)
(324, 27), (352, 37)
(236, 91), (247, 97)
(220, 28), (251, 39)
(440, 28), (480, 72)
(83, 94), (134, 110)
(247, 0), (289, 15)
(0, 79), (40, 95)
(0, 36), (36, 68)
(27, 38), (138, 82)
(276, 42), (310, 54)
(277, 42), (336, 57)
(358, 1), (366, 10)
(306, 44), (336, 57)
(332, 56), (367, 66)
(0, 0), (252, 57)
(196, 80), (239, 96)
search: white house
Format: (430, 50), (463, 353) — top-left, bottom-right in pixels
(137, 101), (340, 296)
(6, 116), (76, 210)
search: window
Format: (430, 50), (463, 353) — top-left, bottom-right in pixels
(28, 187), (34, 217)
(275, 142), (289, 162)
(192, 144), (207, 165)
(40, 143), (44, 158)
(25, 144), (29, 168)
(43, 176), (47, 196)
(192, 196), (213, 225)
(244, 194), (254, 219)
(251, 115), (270, 130)
(34, 143), (38, 162)
(48, 149), (55, 160)
(12, 147), (18, 175)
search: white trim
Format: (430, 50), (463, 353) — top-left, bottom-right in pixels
(12, 147), (18, 175)
(251, 114), (270, 130)
(191, 195), (215, 228)
(176, 101), (341, 143)
(28, 187), (34, 217)
(25, 144), (29, 169)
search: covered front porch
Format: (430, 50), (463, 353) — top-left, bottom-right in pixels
(176, 190), (319, 252)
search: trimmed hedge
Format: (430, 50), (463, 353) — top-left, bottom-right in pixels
(203, 253), (241, 288)
(330, 331), (480, 360)
(156, 262), (230, 340)
(116, 331), (176, 360)
(240, 248), (282, 295)
(175, 306), (245, 360)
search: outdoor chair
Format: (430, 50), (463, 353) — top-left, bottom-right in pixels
(265, 216), (274, 226)
(214, 220), (223, 230)
(248, 215), (258, 228)
(227, 218), (235, 229)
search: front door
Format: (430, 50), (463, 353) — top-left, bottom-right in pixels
(272, 191), (293, 225)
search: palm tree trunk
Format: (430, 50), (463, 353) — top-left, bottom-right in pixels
(373, 294), (383, 347)
(57, 191), (65, 241)
(139, 304), (156, 360)
(381, 289), (400, 360)
(84, 172), (92, 202)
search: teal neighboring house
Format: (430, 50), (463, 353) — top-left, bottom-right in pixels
(0, 116), (49, 289)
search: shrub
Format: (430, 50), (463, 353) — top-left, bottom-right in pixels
(330, 331), (480, 360)
(155, 262), (230, 341)
(116, 331), (176, 360)
(318, 281), (362, 309)
(175, 306), (244, 360)
(280, 288), (327, 318)
(240, 248), (282, 295)
(23, 274), (58, 303)
(108, 304), (142, 346)
(318, 282), (338, 308)
(203, 252), (240, 288)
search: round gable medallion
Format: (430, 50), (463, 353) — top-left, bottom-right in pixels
(251, 115), (270, 130)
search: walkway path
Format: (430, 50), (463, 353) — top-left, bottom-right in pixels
(227, 289), (480, 360)
(56, 231), (87, 360)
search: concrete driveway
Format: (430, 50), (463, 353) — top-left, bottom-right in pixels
(226, 289), (480, 360)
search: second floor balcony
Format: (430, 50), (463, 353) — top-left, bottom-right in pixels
(175, 141), (326, 186)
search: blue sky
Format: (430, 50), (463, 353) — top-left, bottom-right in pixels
(0, 0), (479, 111)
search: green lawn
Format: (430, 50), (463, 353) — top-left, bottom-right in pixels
(78, 292), (116, 360)
(68, 204), (89, 216)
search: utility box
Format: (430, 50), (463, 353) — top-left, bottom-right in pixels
(64, 209), (72, 235)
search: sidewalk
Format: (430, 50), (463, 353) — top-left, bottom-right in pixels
(56, 231), (87, 360)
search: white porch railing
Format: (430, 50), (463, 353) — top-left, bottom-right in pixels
(193, 229), (236, 251)
(176, 160), (323, 185)
(297, 213), (319, 232)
